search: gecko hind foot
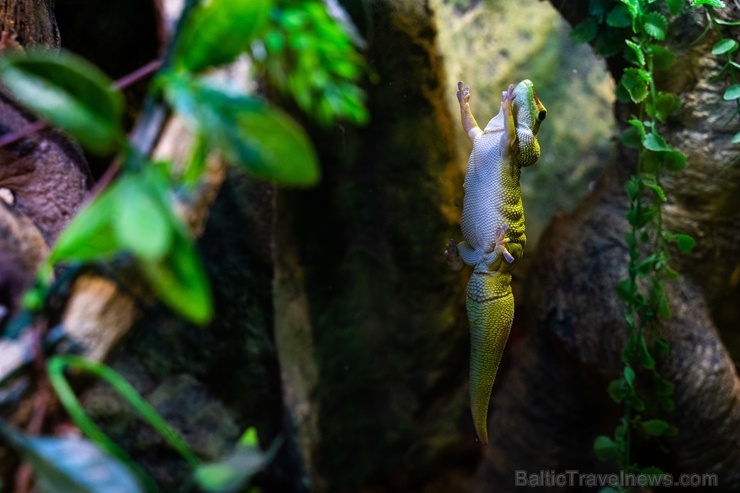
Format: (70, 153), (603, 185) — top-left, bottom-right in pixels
(494, 225), (515, 264)
(445, 238), (464, 271)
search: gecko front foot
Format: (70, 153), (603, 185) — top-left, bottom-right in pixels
(501, 83), (515, 109)
(457, 81), (471, 111)
(494, 225), (515, 264)
(445, 238), (464, 271)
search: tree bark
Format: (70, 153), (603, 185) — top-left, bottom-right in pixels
(274, 1), (476, 491)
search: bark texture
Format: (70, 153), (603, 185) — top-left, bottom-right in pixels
(0, 0), (58, 49)
(471, 3), (740, 491)
(274, 2), (476, 491)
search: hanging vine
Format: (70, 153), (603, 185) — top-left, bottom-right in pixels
(571, 0), (736, 488)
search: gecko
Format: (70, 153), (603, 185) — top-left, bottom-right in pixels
(445, 79), (546, 444)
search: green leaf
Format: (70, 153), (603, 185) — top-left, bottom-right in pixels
(0, 423), (143, 493)
(619, 126), (642, 148)
(690, 0), (724, 7)
(194, 446), (268, 493)
(140, 228), (212, 324)
(175, 0), (273, 72)
(641, 466), (666, 476)
(714, 18), (740, 26)
(607, 5), (632, 28)
(589, 0), (608, 17)
(635, 254), (657, 275)
(615, 278), (633, 301)
(624, 39), (645, 66)
(620, 0), (641, 21)
(651, 44), (677, 71)
(663, 149), (688, 171)
(607, 379), (628, 403)
(50, 188), (120, 263)
(642, 12), (668, 40)
(170, 80), (320, 186)
(658, 290), (672, 318)
(732, 132), (740, 144)
(0, 51), (124, 154)
(651, 92), (681, 123)
(625, 176), (641, 199)
(570, 17), (598, 43)
(640, 419), (677, 437)
(712, 39), (738, 55)
(661, 263), (680, 280)
(643, 132), (669, 151)
(593, 435), (621, 461)
(627, 117), (646, 139)
(239, 428), (259, 447)
(633, 394), (646, 411)
(623, 365), (635, 387)
(621, 68), (649, 102)
(641, 175), (666, 201)
(638, 336), (656, 369)
(674, 233), (695, 253)
(666, 0), (685, 15)
(645, 182), (666, 201)
(114, 174), (172, 261)
(723, 84), (740, 100)
(595, 29), (630, 57)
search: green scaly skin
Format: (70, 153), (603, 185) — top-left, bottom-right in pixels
(445, 80), (546, 444)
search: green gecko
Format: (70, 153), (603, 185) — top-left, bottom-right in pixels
(445, 79), (546, 444)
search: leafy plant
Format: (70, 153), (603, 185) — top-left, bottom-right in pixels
(569, 0), (733, 488)
(0, 0), (368, 490)
(692, 0), (740, 148)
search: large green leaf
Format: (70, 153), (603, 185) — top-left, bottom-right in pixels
(175, 0), (273, 72)
(140, 228), (212, 324)
(114, 174), (173, 261)
(50, 188), (120, 263)
(225, 100), (320, 185)
(0, 422), (142, 493)
(166, 78), (320, 186)
(0, 51), (123, 154)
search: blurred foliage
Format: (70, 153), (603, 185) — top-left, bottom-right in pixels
(0, 0), (369, 490)
(252, 0), (371, 126)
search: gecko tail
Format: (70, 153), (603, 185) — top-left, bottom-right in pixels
(466, 273), (514, 445)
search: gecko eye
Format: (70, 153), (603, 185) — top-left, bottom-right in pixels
(537, 110), (547, 121)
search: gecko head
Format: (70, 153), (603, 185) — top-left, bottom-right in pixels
(513, 80), (547, 135)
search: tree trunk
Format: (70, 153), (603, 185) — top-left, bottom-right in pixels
(274, 1), (476, 491)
